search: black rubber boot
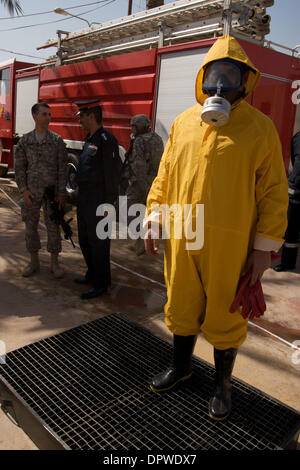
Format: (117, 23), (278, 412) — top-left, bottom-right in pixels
(150, 334), (197, 392)
(209, 348), (238, 421)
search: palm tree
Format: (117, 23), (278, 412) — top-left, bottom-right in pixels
(1, 0), (23, 15)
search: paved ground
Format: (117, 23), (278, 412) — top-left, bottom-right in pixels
(0, 176), (299, 450)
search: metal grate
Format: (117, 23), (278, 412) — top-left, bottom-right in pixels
(0, 313), (299, 450)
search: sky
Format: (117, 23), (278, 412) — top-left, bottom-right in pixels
(0, 0), (299, 63)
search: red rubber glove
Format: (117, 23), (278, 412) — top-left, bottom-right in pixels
(229, 270), (252, 317)
(229, 251), (280, 319)
(248, 279), (266, 320)
(229, 271), (266, 319)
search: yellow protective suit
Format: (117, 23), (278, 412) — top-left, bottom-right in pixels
(144, 36), (289, 350)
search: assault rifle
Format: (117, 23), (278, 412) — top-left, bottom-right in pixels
(44, 186), (75, 248)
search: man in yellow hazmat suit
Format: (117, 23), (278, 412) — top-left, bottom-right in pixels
(143, 36), (288, 420)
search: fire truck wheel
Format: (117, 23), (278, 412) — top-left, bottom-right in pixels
(66, 153), (78, 190)
(66, 152), (79, 205)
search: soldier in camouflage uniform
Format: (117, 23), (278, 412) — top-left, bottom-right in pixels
(14, 103), (68, 278)
(124, 114), (164, 255)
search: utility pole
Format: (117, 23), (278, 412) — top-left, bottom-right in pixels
(55, 30), (69, 66)
(128, 0), (132, 15)
(223, 0), (232, 35)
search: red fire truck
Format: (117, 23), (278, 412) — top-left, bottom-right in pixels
(0, 58), (35, 176)
(0, 0), (299, 184)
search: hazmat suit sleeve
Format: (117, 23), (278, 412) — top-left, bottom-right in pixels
(143, 124), (173, 229)
(254, 123), (289, 251)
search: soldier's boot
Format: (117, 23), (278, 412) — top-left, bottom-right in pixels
(150, 335), (197, 392)
(209, 348), (238, 421)
(50, 253), (64, 279)
(22, 252), (40, 277)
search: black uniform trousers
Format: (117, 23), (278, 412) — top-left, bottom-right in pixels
(281, 201), (300, 268)
(77, 187), (111, 288)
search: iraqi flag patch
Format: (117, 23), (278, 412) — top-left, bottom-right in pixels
(88, 144), (98, 151)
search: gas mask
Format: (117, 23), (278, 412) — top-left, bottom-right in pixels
(201, 59), (247, 127)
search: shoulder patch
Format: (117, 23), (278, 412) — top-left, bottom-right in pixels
(88, 144), (98, 151)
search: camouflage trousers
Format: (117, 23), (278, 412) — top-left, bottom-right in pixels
(125, 186), (148, 243)
(21, 193), (62, 254)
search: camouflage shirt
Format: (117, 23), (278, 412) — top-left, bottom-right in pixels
(15, 130), (68, 196)
(127, 131), (164, 194)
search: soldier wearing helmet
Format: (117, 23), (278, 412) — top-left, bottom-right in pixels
(123, 114), (164, 255)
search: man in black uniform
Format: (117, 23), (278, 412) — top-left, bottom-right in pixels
(274, 131), (300, 271)
(74, 100), (121, 299)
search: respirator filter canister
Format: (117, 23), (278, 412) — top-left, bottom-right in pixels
(201, 95), (231, 127)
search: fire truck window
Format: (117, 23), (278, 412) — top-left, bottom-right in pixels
(0, 68), (10, 103)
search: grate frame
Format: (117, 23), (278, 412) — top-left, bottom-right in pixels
(0, 313), (299, 450)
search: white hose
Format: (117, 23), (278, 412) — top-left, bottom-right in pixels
(1, 186), (299, 352)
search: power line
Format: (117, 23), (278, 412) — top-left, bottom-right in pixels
(0, 1), (116, 32)
(0, 48), (47, 60)
(0, 0), (113, 20)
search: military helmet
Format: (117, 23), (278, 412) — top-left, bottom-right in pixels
(130, 114), (151, 134)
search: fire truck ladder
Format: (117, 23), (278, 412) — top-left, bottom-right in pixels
(38, 0), (274, 65)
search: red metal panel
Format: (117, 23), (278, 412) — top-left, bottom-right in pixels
(158, 37), (216, 55)
(16, 69), (40, 79)
(101, 101), (153, 121)
(0, 137), (16, 167)
(0, 60), (35, 166)
(14, 61), (36, 72)
(238, 39), (295, 81)
(40, 49), (157, 83)
(48, 100), (153, 120)
(251, 76), (295, 170)
(0, 63), (14, 141)
(40, 74), (155, 101)
(50, 122), (131, 145)
(41, 48), (158, 150)
(238, 39), (299, 169)
(49, 122), (86, 142)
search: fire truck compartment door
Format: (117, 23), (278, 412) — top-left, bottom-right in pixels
(154, 47), (209, 145)
(15, 75), (39, 136)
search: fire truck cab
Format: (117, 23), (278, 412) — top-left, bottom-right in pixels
(0, 59), (37, 176)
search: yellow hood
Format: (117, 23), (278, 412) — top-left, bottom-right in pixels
(196, 35), (260, 105)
